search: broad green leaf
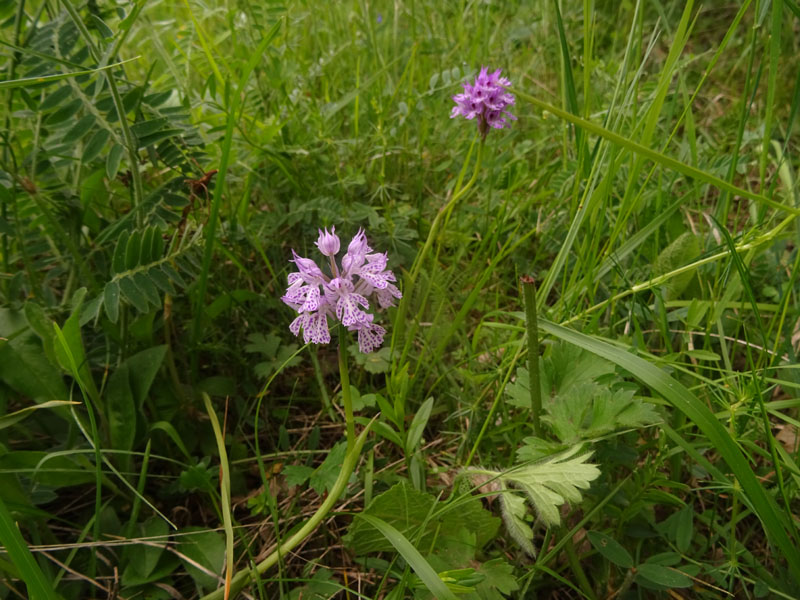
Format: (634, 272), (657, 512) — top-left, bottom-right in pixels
(52, 289), (99, 402)
(541, 342), (615, 399)
(162, 263), (187, 287)
(508, 343), (616, 410)
(125, 346), (167, 409)
(544, 384), (659, 442)
(139, 227), (155, 264)
(127, 517), (168, 579)
(345, 483), (499, 555)
(0, 335), (68, 406)
(45, 98), (81, 125)
(473, 557), (519, 600)
(90, 14), (113, 38)
(309, 441), (347, 495)
(125, 230), (141, 270)
(425, 527), (479, 571)
(407, 396), (434, 451)
(148, 266), (176, 294)
(150, 227), (164, 261)
(352, 344), (392, 374)
(505, 365), (533, 409)
(106, 363), (136, 454)
(177, 527), (225, 591)
(131, 117), (168, 139)
(283, 465), (314, 487)
(22, 302), (58, 365)
(587, 530), (633, 569)
(138, 128), (184, 148)
(675, 506), (694, 553)
(636, 563), (692, 589)
(82, 128), (110, 163)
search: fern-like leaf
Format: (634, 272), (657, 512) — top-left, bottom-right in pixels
(505, 446), (600, 527)
(467, 445), (601, 555)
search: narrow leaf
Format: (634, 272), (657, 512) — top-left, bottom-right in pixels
(104, 281), (120, 323)
(0, 497), (58, 600)
(354, 514), (458, 600)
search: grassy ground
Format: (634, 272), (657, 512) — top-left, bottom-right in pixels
(1, 0), (800, 598)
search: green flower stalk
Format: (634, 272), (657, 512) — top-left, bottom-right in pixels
(521, 275), (543, 437)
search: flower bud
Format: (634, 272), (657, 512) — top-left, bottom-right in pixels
(315, 226), (340, 257)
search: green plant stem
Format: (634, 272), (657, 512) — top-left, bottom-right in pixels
(563, 533), (595, 600)
(522, 276), (543, 437)
(565, 213), (797, 326)
(338, 325), (355, 452)
(310, 350), (332, 416)
(203, 394), (234, 598)
(393, 135), (484, 366)
(198, 421), (374, 600)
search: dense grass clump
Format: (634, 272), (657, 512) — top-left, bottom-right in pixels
(1, 1), (799, 598)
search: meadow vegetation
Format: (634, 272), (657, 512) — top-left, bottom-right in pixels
(1, 1), (800, 598)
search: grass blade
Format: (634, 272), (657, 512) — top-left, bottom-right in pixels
(514, 90), (800, 215)
(0, 400), (78, 430)
(0, 58), (137, 89)
(0, 496), (58, 600)
(203, 394), (234, 599)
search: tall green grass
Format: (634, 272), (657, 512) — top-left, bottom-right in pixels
(0, 0), (799, 598)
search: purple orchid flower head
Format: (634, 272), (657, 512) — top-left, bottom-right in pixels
(451, 66), (516, 137)
(281, 228), (402, 353)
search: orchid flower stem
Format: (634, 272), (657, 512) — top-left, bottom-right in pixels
(522, 276), (543, 437)
(406, 135), (482, 287)
(338, 325), (356, 453)
(197, 422), (374, 600)
(393, 135), (484, 366)
(443, 136), (484, 231)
